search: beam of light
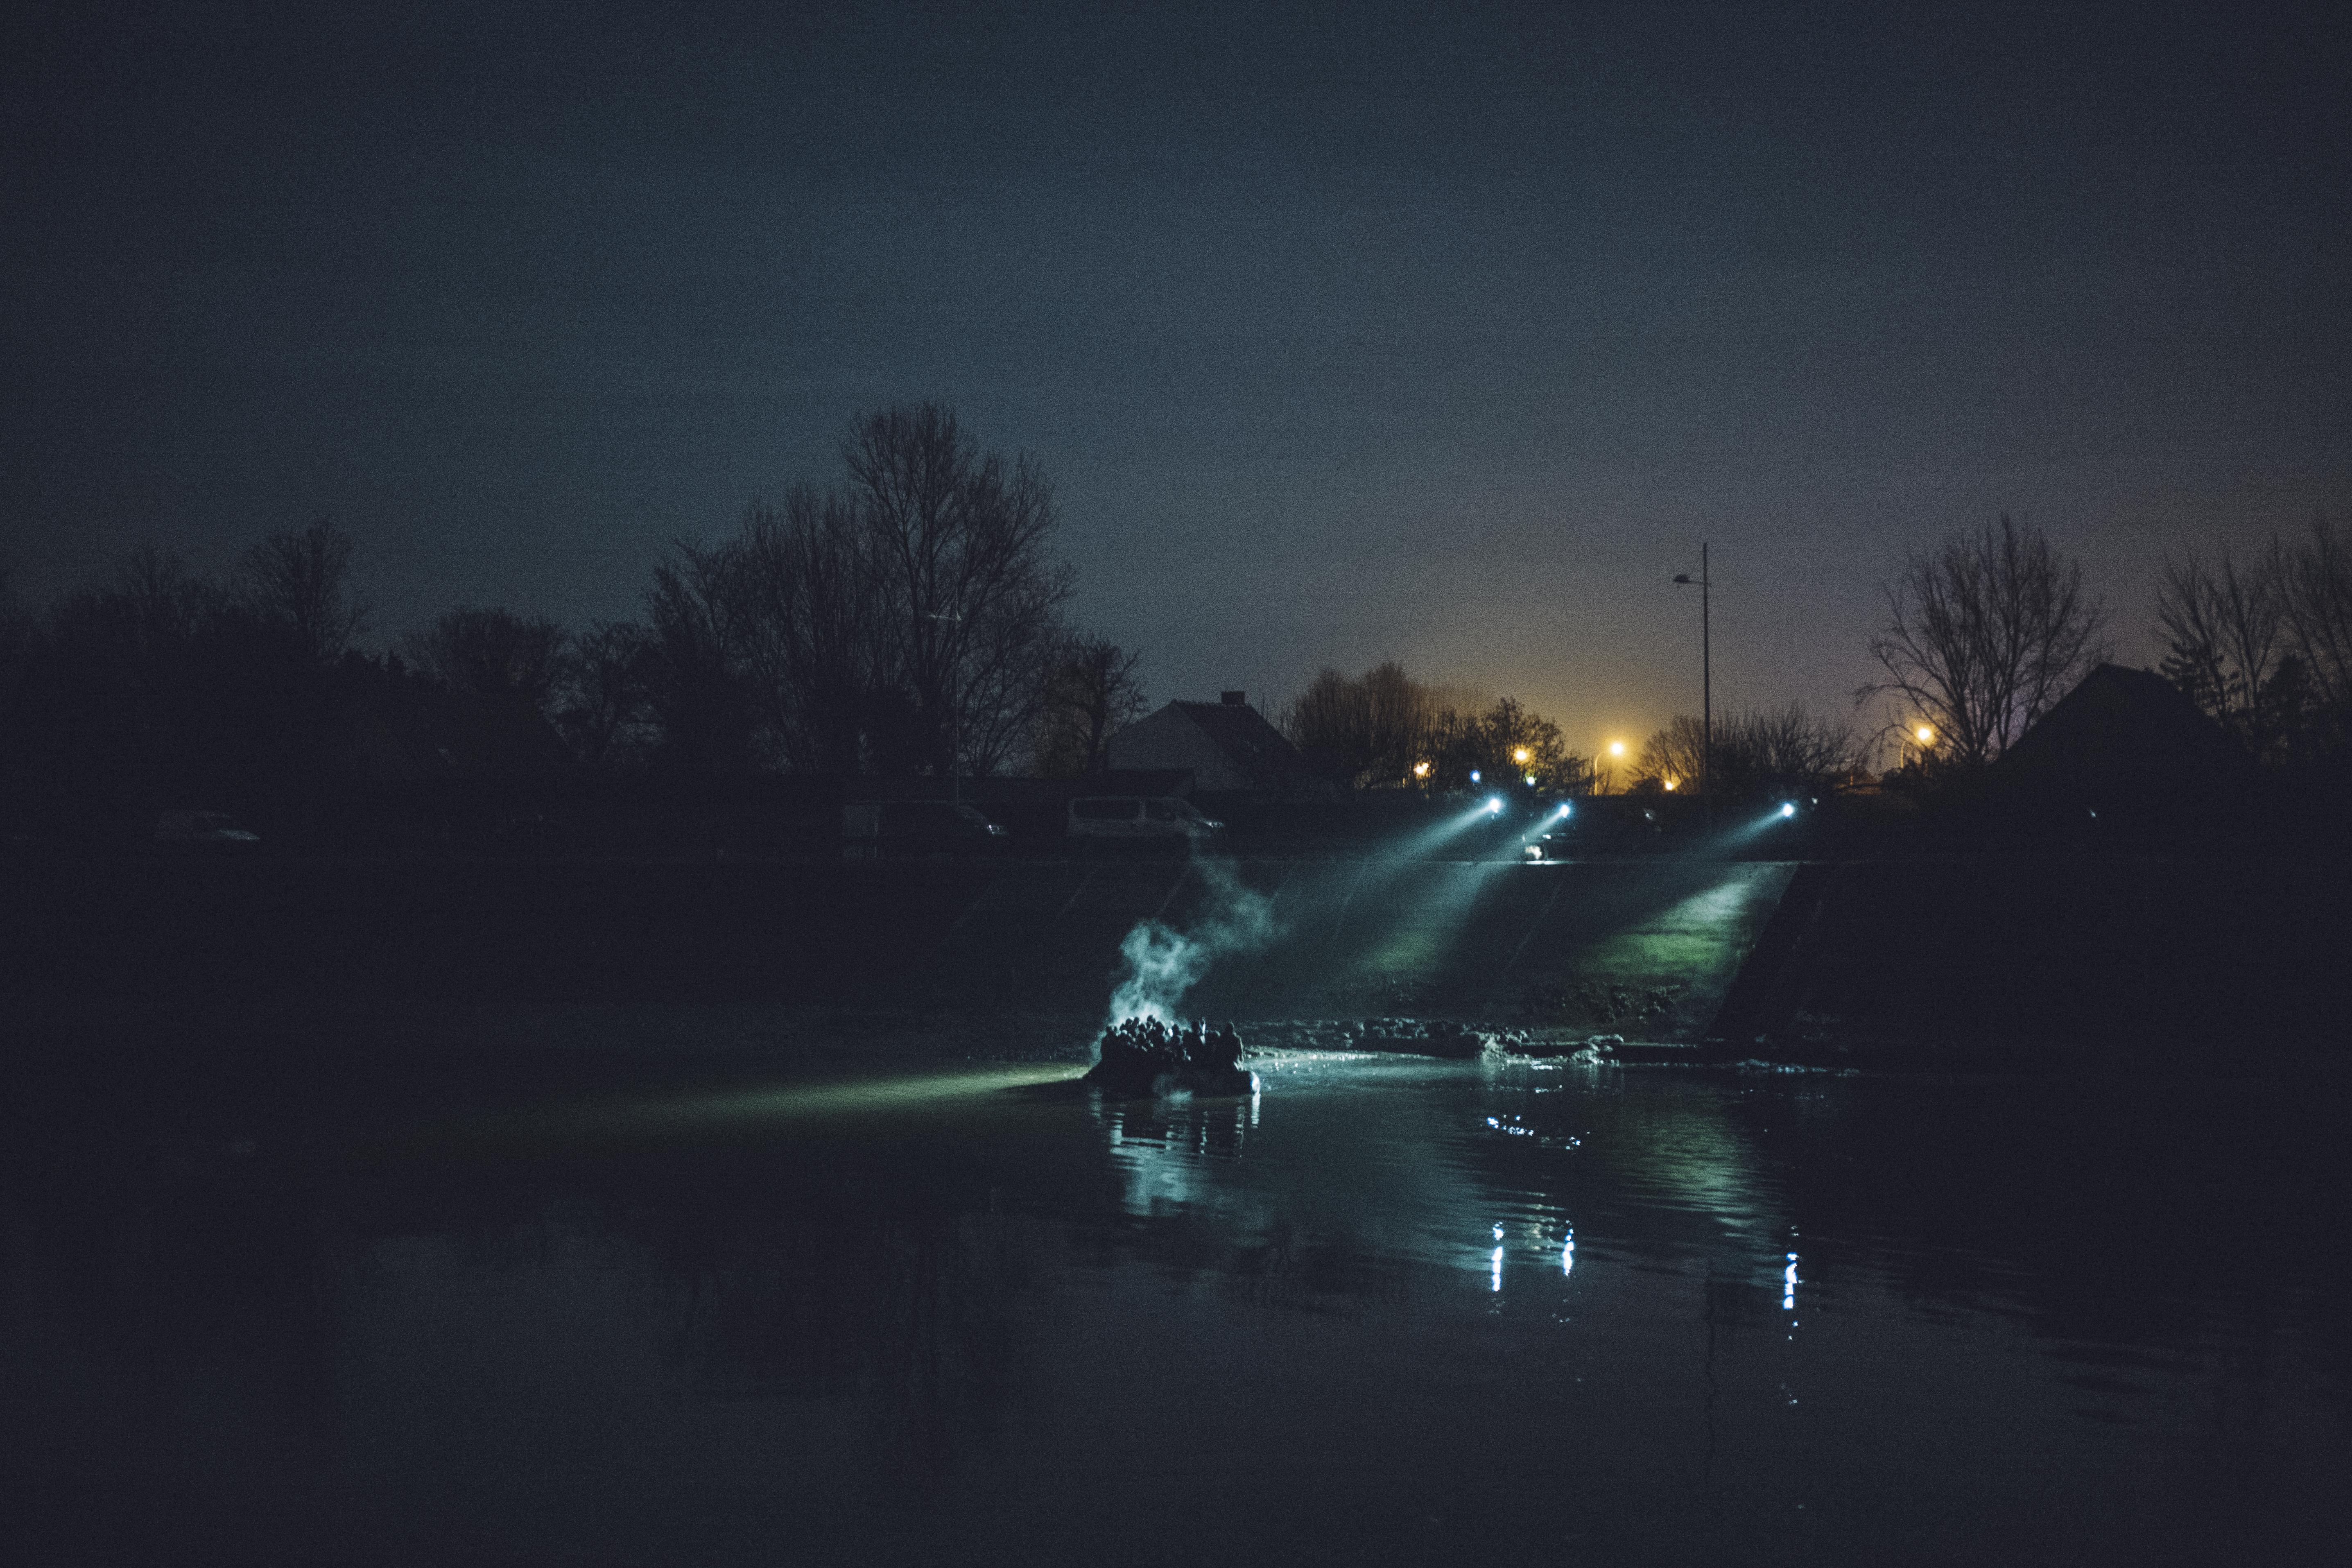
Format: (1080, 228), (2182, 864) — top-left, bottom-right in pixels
(403, 1062), (1088, 1151)
(1784, 1251), (1799, 1311)
(1486, 796), (1503, 813)
(1563, 1228), (1575, 1278)
(1779, 801), (1796, 819)
(1391, 796), (1519, 857)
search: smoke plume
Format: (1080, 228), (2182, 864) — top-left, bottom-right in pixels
(1104, 857), (1279, 1028)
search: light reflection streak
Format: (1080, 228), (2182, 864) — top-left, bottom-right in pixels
(1562, 1229), (1574, 1278)
(1783, 1251), (1799, 1311)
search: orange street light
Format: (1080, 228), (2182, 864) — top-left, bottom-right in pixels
(1915, 725), (1935, 744)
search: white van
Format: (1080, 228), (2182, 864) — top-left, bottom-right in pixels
(1065, 796), (1223, 844)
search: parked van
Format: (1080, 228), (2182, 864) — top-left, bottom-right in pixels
(1065, 795), (1223, 846)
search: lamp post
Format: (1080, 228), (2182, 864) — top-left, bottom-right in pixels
(1672, 544), (1710, 803)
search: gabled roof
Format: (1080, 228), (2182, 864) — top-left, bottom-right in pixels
(1166, 699), (1300, 781)
(1996, 663), (2251, 785)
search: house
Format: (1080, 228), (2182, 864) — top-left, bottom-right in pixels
(1988, 663), (2254, 839)
(1106, 691), (1326, 796)
(1997, 664), (2249, 786)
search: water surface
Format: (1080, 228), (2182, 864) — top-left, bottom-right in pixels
(6, 1050), (2347, 1565)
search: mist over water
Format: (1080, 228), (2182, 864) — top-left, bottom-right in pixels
(1103, 855), (1279, 1030)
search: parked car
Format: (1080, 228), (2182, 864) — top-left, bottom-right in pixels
(154, 809), (260, 850)
(842, 800), (1010, 858)
(1065, 795), (1223, 848)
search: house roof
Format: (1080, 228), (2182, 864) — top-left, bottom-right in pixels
(1996, 663), (2251, 785)
(1167, 699), (1300, 781)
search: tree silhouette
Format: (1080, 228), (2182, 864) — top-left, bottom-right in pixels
(1034, 633), (1145, 777)
(239, 520), (368, 666)
(1861, 515), (2105, 767)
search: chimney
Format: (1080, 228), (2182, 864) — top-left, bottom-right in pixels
(1220, 690), (1246, 706)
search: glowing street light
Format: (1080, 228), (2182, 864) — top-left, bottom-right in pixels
(1513, 747), (1531, 765)
(1413, 760), (1432, 780)
(1915, 725), (1935, 744)
(1663, 778), (1678, 792)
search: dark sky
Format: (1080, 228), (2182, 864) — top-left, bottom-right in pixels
(6, 0), (2347, 753)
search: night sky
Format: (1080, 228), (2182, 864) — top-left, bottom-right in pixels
(6, 0), (2346, 753)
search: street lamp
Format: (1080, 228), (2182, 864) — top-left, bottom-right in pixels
(1672, 544), (1710, 803)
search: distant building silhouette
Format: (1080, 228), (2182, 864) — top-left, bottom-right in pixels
(1107, 691), (1325, 795)
(1988, 662), (2254, 840)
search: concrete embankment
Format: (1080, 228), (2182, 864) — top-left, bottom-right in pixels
(0, 855), (1788, 1038)
(5, 854), (2340, 1071)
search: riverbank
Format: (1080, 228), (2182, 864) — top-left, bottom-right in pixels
(5, 853), (2342, 1078)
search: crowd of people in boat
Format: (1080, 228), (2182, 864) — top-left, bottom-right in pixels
(1090, 1015), (1247, 1088)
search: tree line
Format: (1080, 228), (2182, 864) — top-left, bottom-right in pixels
(0, 404), (1147, 833)
(1279, 663), (1592, 793)
(1288, 511), (2352, 807)
(1863, 512), (2350, 782)
(7, 416), (2344, 835)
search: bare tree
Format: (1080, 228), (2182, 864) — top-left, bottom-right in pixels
(734, 487), (882, 773)
(1281, 667), (1369, 778)
(1737, 702), (1859, 786)
(1639, 704), (1857, 795)
(1860, 515), (2106, 767)
(239, 520), (368, 665)
(2157, 545), (2284, 754)
(1457, 696), (1579, 790)
(643, 539), (763, 777)
(1635, 715), (1709, 792)
(1280, 660), (1441, 786)
(2280, 517), (2352, 733)
(402, 606), (570, 713)
(554, 621), (656, 767)
(844, 404), (1072, 778)
(1034, 632), (1146, 777)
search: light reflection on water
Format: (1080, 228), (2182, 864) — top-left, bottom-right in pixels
(4, 1050), (2349, 1565)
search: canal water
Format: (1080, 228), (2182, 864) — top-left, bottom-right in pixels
(5, 1050), (2347, 1565)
